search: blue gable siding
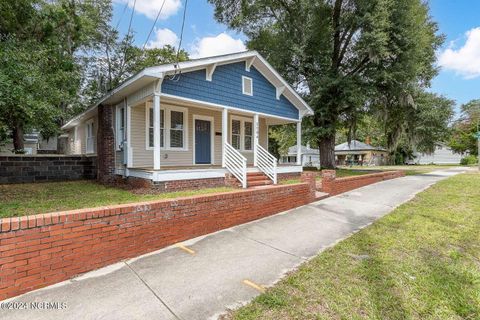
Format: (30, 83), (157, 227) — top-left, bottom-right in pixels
(161, 62), (299, 120)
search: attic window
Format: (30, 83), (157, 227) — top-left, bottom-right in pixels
(242, 76), (253, 96)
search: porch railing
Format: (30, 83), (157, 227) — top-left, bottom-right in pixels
(224, 142), (247, 188)
(255, 144), (277, 184)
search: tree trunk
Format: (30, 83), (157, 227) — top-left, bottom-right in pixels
(318, 133), (336, 169)
(12, 121), (24, 152)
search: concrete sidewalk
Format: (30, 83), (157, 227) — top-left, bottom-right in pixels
(0, 168), (467, 320)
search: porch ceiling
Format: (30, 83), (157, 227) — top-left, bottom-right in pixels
(159, 95), (297, 125)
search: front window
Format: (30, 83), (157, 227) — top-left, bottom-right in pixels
(244, 121), (252, 151)
(232, 120), (241, 150)
(231, 118), (254, 151)
(170, 110), (184, 148)
(147, 106), (185, 150)
(148, 108), (164, 148)
(116, 106), (125, 149)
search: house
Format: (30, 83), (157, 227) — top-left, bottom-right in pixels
(280, 145), (320, 168)
(0, 132), (61, 155)
(412, 143), (463, 165)
(335, 140), (388, 166)
(61, 51), (313, 189)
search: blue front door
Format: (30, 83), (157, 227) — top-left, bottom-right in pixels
(195, 119), (211, 164)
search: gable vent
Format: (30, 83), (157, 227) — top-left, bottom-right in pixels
(242, 76), (253, 96)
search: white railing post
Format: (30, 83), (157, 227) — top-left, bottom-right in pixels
(153, 94), (161, 170)
(253, 113), (259, 166)
(273, 158), (277, 184)
(222, 108), (228, 167)
(296, 121), (302, 165)
(126, 105), (133, 168)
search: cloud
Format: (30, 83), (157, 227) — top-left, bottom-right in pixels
(190, 33), (246, 58)
(438, 27), (480, 79)
(146, 28), (179, 49)
(115, 0), (181, 20)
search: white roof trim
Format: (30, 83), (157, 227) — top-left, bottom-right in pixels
(63, 51), (313, 130)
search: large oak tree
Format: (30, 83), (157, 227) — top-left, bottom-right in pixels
(208, 0), (442, 168)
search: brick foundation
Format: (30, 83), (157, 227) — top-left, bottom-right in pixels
(0, 155), (96, 184)
(155, 177), (228, 192)
(277, 172), (301, 181)
(320, 170), (405, 195)
(0, 173), (316, 300)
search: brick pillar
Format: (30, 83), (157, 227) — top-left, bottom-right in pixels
(320, 169), (336, 194)
(301, 172), (316, 202)
(97, 104), (116, 183)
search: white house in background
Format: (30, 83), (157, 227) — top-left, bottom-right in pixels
(335, 140), (388, 166)
(62, 51), (314, 188)
(280, 145), (320, 168)
(413, 143), (463, 165)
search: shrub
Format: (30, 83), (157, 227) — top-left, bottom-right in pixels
(460, 155), (478, 165)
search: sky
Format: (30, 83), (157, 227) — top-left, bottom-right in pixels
(112, 0), (480, 113)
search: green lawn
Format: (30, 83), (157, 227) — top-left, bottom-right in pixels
(0, 181), (234, 218)
(346, 164), (460, 176)
(230, 173), (480, 320)
(335, 168), (377, 177)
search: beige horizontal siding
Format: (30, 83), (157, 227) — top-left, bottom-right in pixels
(127, 102), (273, 168)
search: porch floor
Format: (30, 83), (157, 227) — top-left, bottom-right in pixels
(133, 164), (298, 172)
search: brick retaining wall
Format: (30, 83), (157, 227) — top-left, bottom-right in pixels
(320, 170), (405, 195)
(0, 155), (97, 184)
(0, 173), (316, 300)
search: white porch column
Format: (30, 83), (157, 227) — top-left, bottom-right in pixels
(296, 121), (302, 165)
(253, 113), (259, 166)
(126, 105), (133, 168)
(153, 94), (161, 170)
(222, 108), (228, 167)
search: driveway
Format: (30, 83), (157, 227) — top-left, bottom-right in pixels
(0, 168), (467, 320)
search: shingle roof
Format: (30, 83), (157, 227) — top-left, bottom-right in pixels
(287, 145), (319, 155)
(335, 140), (386, 152)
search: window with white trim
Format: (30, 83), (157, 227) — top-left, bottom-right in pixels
(242, 76), (253, 96)
(148, 108), (165, 148)
(116, 105), (125, 150)
(85, 120), (95, 154)
(147, 105), (186, 150)
(170, 111), (184, 148)
(231, 120), (241, 150)
(244, 121), (252, 151)
(230, 117), (253, 151)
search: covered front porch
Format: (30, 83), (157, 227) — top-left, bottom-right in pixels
(118, 92), (303, 187)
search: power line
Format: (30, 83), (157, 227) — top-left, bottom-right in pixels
(169, 0), (188, 81)
(114, 1), (130, 31)
(176, 0), (188, 61)
(142, 0), (168, 50)
(126, 0), (137, 38)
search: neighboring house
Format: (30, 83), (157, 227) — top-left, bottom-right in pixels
(280, 145), (320, 168)
(335, 140), (388, 166)
(0, 133), (39, 155)
(412, 143), (463, 165)
(0, 131), (60, 156)
(62, 51), (313, 188)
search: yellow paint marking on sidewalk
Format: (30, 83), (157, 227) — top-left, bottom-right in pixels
(175, 243), (195, 255)
(243, 279), (266, 293)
